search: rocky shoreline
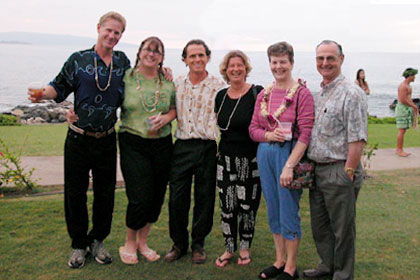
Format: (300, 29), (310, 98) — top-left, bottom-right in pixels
(4, 101), (73, 124)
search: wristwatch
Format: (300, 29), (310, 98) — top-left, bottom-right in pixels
(285, 163), (294, 169)
(345, 167), (355, 177)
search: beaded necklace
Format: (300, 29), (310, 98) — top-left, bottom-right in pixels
(94, 52), (113, 92)
(135, 69), (161, 113)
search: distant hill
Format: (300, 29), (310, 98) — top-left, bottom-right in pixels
(0, 32), (136, 48)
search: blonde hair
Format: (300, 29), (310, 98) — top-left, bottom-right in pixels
(98, 11), (126, 33)
(219, 50), (252, 83)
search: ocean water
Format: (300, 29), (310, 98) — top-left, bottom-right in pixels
(1, 43), (419, 117)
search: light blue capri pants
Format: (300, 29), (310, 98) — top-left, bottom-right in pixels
(257, 141), (302, 240)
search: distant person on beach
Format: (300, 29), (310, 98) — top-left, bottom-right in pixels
(214, 50), (263, 268)
(305, 40), (367, 280)
(355, 69), (370, 95)
(249, 42), (314, 280)
(164, 39), (225, 264)
(395, 68), (419, 157)
(28, 12), (130, 269)
(116, 37), (176, 265)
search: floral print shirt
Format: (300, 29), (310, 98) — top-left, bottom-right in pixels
(308, 74), (368, 163)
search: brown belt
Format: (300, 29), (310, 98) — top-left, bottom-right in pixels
(316, 160), (345, 166)
(69, 124), (115, 139)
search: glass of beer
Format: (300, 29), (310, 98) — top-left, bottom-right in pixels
(28, 82), (44, 102)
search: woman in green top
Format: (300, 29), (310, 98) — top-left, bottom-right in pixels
(118, 36), (176, 264)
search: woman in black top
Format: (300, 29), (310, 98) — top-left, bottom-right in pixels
(214, 50), (263, 267)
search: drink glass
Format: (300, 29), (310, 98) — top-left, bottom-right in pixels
(28, 82), (44, 102)
(146, 112), (161, 136)
(278, 122), (293, 141)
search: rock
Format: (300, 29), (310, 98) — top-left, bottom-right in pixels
(34, 117), (46, 123)
(58, 114), (67, 122)
(10, 101), (72, 124)
(11, 109), (23, 116)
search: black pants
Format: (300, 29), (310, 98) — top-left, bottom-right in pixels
(217, 153), (261, 253)
(118, 132), (173, 230)
(64, 129), (116, 249)
(168, 139), (217, 252)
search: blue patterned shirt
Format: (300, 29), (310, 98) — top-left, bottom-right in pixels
(50, 46), (130, 132)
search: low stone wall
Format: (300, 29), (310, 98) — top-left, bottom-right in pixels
(11, 101), (73, 124)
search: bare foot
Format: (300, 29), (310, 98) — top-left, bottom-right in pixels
(396, 150), (411, 157)
(237, 250), (251, 265)
(124, 240), (138, 255)
(137, 242), (160, 262)
(215, 251), (234, 267)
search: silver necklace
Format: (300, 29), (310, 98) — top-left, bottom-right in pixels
(94, 52), (113, 92)
(216, 86), (246, 131)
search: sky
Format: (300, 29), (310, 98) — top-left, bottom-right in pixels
(2, 0), (420, 53)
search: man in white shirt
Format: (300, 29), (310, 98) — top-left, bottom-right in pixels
(164, 39), (225, 264)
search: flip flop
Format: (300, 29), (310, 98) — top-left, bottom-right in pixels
(119, 246), (138, 265)
(139, 249), (161, 262)
(238, 255), (252, 266)
(258, 265), (285, 279)
(215, 256), (233, 267)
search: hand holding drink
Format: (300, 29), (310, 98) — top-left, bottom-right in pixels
(278, 122), (292, 141)
(146, 112), (162, 136)
(28, 82), (45, 103)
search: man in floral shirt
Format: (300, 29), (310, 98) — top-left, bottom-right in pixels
(305, 40), (367, 280)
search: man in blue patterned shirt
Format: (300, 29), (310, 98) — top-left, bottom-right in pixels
(28, 11), (130, 269)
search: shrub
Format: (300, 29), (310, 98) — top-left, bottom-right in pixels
(0, 114), (20, 126)
(368, 116), (396, 124)
(0, 136), (38, 192)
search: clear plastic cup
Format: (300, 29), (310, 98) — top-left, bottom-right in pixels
(146, 112), (161, 136)
(28, 82), (44, 102)
(278, 122), (293, 141)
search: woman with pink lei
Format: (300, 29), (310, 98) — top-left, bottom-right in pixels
(249, 42), (314, 280)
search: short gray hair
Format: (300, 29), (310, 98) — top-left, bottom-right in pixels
(316, 40), (343, 56)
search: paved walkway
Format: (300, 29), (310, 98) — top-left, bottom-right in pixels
(13, 147), (420, 186)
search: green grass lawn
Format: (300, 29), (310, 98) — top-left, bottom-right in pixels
(0, 168), (419, 279)
(0, 123), (419, 156)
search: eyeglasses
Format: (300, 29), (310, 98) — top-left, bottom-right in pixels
(143, 47), (162, 56)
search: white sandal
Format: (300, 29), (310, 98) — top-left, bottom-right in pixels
(139, 249), (160, 262)
(119, 246), (138, 265)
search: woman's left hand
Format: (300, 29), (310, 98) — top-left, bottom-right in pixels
(149, 113), (169, 130)
(280, 167), (294, 188)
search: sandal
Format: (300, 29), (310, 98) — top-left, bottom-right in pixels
(119, 246), (138, 265)
(215, 256), (233, 267)
(139, 249), (161, 262)
(258, 265), (285, 279)
(238, 255), (252, 266)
